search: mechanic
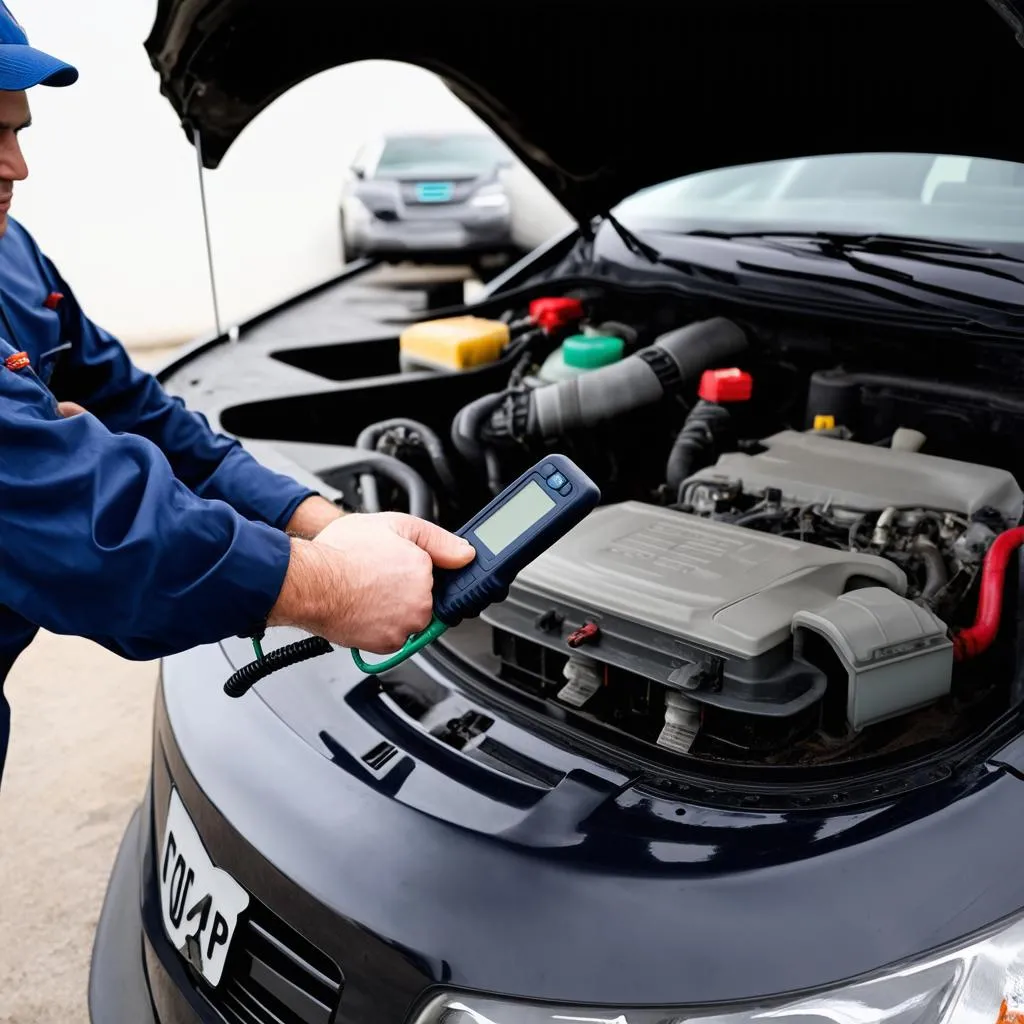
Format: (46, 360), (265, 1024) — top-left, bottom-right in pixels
(0, 7), (476, 787)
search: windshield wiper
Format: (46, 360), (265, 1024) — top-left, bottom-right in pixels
(592, 212), (742, 286)
(587, 221), (1024, 325)
(688, 229), (1024, 279)
(601, 211), (664, 264)
(723, 254), (1024, 326)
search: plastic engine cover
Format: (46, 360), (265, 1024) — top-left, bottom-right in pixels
(483, 502), (907, 719)
(687, 430), (1024, 519)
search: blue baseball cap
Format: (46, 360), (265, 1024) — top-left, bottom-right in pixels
(0, 2), (77, 90)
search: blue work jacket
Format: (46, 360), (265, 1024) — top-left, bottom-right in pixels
(0, 218), (315, 784)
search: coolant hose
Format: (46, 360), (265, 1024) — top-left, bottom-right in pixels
(526, 317), (747, 439)
(666, 400), (733, 495)
(357, 418), (458, 508)
(351, 449), (434, 520)
(451, 392), (506, 466)
(953, 526), (1024, 661)
(913, 538), (948, 603)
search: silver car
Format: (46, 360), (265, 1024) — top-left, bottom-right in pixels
(339, 130), (519, 269)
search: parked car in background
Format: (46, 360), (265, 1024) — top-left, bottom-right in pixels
(339, 130), (520, 271)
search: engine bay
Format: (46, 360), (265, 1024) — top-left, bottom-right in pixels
(351, 287), (1024, 769)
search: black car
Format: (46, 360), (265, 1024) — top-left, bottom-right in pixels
(339, 130), (517, 268)
(92, 2), (1024, 1023)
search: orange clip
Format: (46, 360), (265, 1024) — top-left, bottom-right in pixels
(4, 351), (29, 371)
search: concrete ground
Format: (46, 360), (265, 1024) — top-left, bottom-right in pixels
(0, 345), (179, 1024)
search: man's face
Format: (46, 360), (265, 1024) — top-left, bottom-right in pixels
(0, 90), (30, 238)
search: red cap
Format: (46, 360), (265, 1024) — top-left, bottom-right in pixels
(699, 368), (753, 403)
(44, 291), (64, 310)
(529, 296), (584, 332)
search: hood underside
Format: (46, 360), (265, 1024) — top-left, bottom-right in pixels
(146, 0), (1024, 223)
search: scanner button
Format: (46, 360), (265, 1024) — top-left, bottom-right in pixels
(547, 472), (567, 489)
(455, 571), (477, 590)
(559, 482), (573, 496)
(539, 462), (557, 478)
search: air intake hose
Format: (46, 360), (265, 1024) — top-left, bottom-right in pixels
(665, 400), (734, 495)
(526, 317), (747, 439)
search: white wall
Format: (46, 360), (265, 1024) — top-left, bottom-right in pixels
(15, 1), (571, 345)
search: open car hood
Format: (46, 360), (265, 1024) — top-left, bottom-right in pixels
(145, 0), (1024, 224)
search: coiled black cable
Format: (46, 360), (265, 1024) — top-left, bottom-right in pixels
(223, 636), (333, 698)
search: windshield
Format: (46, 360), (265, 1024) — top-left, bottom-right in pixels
(375, 133), (507, 174)
(614, 153), (1024, 246)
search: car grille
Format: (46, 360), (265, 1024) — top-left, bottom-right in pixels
(203, 903), (344, 1024)
(399, 179), (477, 205)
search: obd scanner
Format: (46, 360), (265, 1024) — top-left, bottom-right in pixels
(352, 454), (601, 673)
(224, 455), (600, 695)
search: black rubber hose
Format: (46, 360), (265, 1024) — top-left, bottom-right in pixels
(733, 508), (790, 529)
(526, 317), (748, 439)
(351, 450), (434, 520)
(357, 418), (458, 509)
(666, 400), (734, 494)
(484, 449), (504, 496)
(224, 637), (333, 698)
(451, 391), (506, 466)
(914, 538), (949, 601)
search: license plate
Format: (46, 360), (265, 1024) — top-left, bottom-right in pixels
(159, 788), (250, 988)
(415, 181), (454, 202)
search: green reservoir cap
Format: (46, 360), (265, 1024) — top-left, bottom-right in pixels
(562, 334), (625, 370)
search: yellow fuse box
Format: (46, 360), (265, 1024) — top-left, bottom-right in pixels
(399, 316), (511, 372)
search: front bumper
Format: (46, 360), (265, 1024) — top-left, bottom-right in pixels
(359, 212), (512, 255)
(88, 803), (161, 1024)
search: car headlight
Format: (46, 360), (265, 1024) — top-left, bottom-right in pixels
(411, 910), (1024, 1024)
(470, 184), (509, 210)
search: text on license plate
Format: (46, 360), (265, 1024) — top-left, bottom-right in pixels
(159, 788), (250, 988)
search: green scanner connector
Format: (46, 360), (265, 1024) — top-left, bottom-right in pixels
(350, 616), (449, 674)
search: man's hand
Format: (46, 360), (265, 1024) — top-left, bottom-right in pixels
(268, 512), (476, 653)
(285, 495), (344, 538)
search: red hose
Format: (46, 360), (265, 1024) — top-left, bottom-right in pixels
(953, 526), (1024, 661)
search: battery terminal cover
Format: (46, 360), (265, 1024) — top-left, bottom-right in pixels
(399, 316), (511, 372)
(529, 296), (585, 332)
(698, 367), (753, 403)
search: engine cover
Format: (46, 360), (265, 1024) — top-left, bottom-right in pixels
(483, 502), (907, 719)
(686, 430), (1024, 519)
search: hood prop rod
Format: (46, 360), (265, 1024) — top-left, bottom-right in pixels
(191, 124), (223, 339)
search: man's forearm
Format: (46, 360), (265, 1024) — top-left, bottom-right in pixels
(286, 495), (345, 539)
(268, 537), (346, 634)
